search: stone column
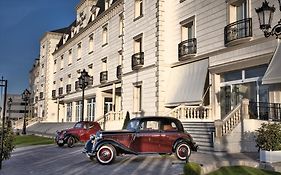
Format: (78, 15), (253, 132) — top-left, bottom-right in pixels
(241, 98), (249, 119)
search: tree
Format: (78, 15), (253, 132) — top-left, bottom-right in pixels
(0, 123), (15, 161)
(122, 111), (130, 129)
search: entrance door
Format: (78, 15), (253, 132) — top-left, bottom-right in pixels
(104, 97), (113, 115)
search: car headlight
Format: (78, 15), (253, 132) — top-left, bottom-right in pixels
(96, 131), (102, 140)
(90, 134), (95, 140)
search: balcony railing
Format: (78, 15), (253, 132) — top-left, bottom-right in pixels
(249, 101), (281, 122)
(131, 52), (144, 70)
(224, 18), (252, 45)
(66, 84), (71, 94)
(100, 71), (108, 83)
(178, 38), (197, 59)
(116, 65), (122, 79)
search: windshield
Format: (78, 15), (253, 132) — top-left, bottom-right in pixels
(126, 120), (139, 131)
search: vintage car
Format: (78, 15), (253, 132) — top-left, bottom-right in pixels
(55, 121), (101, 147)
(83, 116), (198, 164)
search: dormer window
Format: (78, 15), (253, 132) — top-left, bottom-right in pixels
(91, 6), (100, 21)
(63, 34), (69, 44)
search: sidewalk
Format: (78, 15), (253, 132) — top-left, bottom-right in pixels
(182, 151), (281, 174)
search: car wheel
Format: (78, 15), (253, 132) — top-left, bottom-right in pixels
(175, 142), (191, 161)
(96, 144), (116, 165)
(67, 136), (75, 148)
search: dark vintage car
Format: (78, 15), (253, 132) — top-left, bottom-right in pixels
(55, 121), (101, 147)
(83, 116), (198, 164)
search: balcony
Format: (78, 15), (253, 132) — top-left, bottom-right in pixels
(224, 18), (252, 46)
(116, 65), (122, 79)
(131, 52), (144, 70)
(52, 90), (56, 99)
(178, 38), (197, 60)
(66, 84), (71, 94)
(100, 71), (108, 83)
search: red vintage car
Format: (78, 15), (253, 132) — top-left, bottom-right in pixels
(83, 116), (198, 164)
(55, 121), (101, 147)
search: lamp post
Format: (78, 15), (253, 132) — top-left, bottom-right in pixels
(78, 69), (90, 121)
(7, 97), (12, 128)
(0, 78), (7, 169)
(21, 89), (30, 135)
(256, 0), (281, 38)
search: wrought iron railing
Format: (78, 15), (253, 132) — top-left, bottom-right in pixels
(249, 101), (281, 121)
(116, 65), (122, 79)
(178, 38), (197, 59)
(100, 71), (108, 83)
(224, 18), (252, 45)
(131, 52), (144, 70)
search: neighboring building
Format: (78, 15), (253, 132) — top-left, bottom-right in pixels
(29, 58), (40, 118)
(31, 0), (281, 152)
(5, 94), (28, 120)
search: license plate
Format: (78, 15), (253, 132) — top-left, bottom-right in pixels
(58, 140), (64, 144)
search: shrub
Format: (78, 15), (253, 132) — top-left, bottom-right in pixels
(183, 162), (202, 175)
(256, 122), (281, 151)
(0, 124), (15, 160)
(122, 111), (130, 129)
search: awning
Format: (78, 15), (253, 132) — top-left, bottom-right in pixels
(165, 59), (208, 106)
(262, 40), (281, 84)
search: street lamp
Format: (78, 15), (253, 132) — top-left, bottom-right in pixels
(256, 0), (281, 38)
(7, 97), (12, 127)
(21, 89), (30, 135)
(78, 69), (90, 121)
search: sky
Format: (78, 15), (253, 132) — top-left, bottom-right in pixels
(0, 0), (80, 94)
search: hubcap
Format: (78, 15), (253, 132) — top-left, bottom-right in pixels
(99, 148), (112, 161)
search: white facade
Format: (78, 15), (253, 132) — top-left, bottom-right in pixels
(31, 0), (281, 131)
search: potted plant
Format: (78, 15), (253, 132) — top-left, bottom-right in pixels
(256, 122), (281, 163)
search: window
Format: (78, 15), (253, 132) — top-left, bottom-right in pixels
(54, 59), (57, 74)
(66, 103), (72, 122)
(89, 34), (94, 53)
(133, 85), (142, 112)
(87, 98), (95, 121)
(134, 35), (142, 54)
(118, 50), (123, 65)
(139, 120), (159, 131)
(102, 24), (108, 46)
(181, 20), (195, 41)
(119, 14), (124, 36)
(60, 55), (64, 70)
(75, 101), (82, 121)
(102, 58), (107, 71)
(77, 42), (82, 60)
(228, 0), (248, 23)
(68, 49), (72, 65)
(135, 0), (143, 19)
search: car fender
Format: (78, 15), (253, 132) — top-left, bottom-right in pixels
(94, 139), (137, 155)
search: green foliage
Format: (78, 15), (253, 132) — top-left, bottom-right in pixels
(183, 162), (202, 175)
(207, 166), (281, 175)
(256, 122), (281, 151)
(0, 124), (15, 161)
(14, 135), (54, 147)
(122, 111), (130, 129)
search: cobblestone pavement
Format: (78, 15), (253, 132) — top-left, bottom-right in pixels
(0, 145), (183, 175)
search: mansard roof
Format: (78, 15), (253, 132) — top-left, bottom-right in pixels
(54, 0), (119, 53)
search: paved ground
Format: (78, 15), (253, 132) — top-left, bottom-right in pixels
(0, 144), (280, 175)
(0, 145), (183, 175)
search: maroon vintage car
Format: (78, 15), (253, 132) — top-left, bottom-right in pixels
(55, 121), (101, 147)
(83, 116), (198, 164)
